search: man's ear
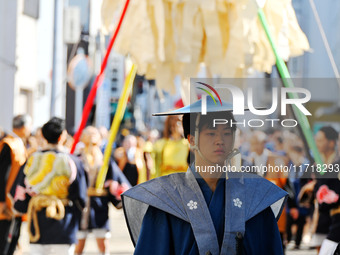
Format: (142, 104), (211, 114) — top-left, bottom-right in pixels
(187, 134), (195, 147)
(58, 130), (67, 144)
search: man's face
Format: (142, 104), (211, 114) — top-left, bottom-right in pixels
(123, 136), (137, 151)
(18, 125), (32, 140)
(81, 127), (101, 146)
(24, 126), (31, 138)
(315, 131), (333, 154)
(197, 124), (233, 165)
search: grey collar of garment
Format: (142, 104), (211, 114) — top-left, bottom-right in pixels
(122, 167), (287, 254)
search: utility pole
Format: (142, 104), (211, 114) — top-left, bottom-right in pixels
(51, 0), (67, 118)
(50, 0), (58, 117)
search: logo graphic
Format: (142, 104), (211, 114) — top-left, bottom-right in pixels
(196, 82), (222, 115)
(193, 81), (312, 128)
(196, 82), (311, 116)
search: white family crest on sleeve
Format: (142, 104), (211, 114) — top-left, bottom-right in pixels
(187, 200), (198, 210)
(233, 198), (242, 208)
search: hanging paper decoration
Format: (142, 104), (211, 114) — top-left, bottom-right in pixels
(101, 0), (309, 93)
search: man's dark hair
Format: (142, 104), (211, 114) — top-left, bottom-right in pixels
(12, 114), (31, 129)
(182, 111), (236, 139)
(319, 126), (338, 142)
(42, 117), (65, 144)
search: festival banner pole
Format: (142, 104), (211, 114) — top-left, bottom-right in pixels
(95, 64), (137, 189)
(70, 0), (131, 154)
(257, 6), (324, 169)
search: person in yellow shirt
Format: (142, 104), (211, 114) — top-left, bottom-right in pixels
(153, 115), (189, 177)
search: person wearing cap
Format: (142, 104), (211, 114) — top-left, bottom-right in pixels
(122, 97), (287, 255)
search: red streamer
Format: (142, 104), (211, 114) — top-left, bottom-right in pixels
(70, 0), (131, 154)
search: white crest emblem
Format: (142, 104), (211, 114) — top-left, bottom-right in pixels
(187, 200), (198, 210)
(233, 198), (242, 208)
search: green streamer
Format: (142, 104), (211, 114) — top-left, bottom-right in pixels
(257, 9), (324, 171)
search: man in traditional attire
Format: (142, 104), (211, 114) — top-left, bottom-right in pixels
(122, 97), (287, 254)
(308, 126), (339, 251)
(315, 164), (340, 255)
(75, 126), (130, 255)
(0, 115), (31, 255)
(314, 127), (340, 255)
(13, 117), (87, 255)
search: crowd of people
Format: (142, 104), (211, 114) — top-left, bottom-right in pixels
(0, 112), (340, 254)
(239, 126), (340, 254)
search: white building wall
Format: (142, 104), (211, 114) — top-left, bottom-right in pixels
(34, 0), (54, 128)
(51, 0), (67, 119)
(14, 0), (67, 129)
(290, 0), (340, 103)
(0, 0), (17, 131)
(15, 0), (38, 117)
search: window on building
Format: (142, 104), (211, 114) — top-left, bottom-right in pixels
(17, 89), (33, 116)
(23, 0), (40, 19)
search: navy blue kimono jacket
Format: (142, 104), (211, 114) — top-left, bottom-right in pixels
(86, 160), (131, 230)
(122, 167), (287, 255)
(13, 151), (87, 244)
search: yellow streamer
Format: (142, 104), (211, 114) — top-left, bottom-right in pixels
(96, 64), (137, 189)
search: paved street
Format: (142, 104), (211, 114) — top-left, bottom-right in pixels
(286, 244), (317, 255)
(20, 206), (134, 255)
(19, 205), (317, 255)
